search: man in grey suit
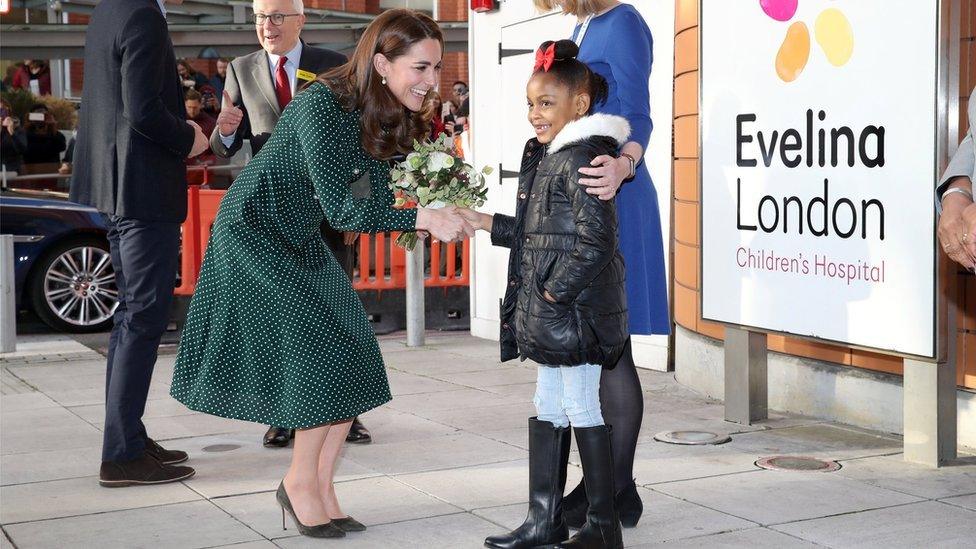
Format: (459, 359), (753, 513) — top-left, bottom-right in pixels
(213, 0), (373, 448)
(938, 87), (976, 269)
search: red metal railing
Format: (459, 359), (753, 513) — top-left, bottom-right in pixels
(175, 186), (470, 296)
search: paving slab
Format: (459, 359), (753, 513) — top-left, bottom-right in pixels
(3, 500), (261, 549)
(0, 406), (102, 455)
(654, 469), (923, 526)
(420, 401), (539, 433)
(0, 392), (61, 412)
(177, 434), (378, 499)
(143, 412), (257, 440)
(342, 431), (526, 475)
(1, 445), (102, 485)
(386, 387), (529, 415)
(211, 542), (278, 549)
(42, 381), (172, 407)
(428, 366), (539, 388)
(474, 487), (756, 547)
(0, 476), (201, 524)
(0, 335), (93, 359)
(772, 500), (976, 548)
(619, 440), (760, 486)
(728, 423), (902, 461)
(67, 397), (196, 426)
(398, 458), (582, 511)
(483, 381), (539, 401)
(354, 406), (459, 444)
(0, 531), (13, 549)
(385, 370), (463, 396)
(836, 453), (976, 499)
(274, 511), (500, 549)
(941, 492), (976, 511)
(631, 527), (821, 548)
(213, 476), (461, 539)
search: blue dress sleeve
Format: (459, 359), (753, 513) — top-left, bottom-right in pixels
(601, 10), (653, 151)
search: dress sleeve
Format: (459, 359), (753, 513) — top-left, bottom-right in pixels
(602, 10), (653, 151)
(293, 90), (417, 233)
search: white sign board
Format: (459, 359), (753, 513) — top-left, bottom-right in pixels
(701, 0), (939, 358)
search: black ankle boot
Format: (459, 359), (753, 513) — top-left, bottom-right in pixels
(484, 418), (571, 549)
(557, 426), (622, 549)
(563, 479), (643, 529)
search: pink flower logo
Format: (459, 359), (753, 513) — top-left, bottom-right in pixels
(761, 0), (854, 82)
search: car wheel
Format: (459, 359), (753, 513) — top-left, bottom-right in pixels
(29, 237), (118, 333)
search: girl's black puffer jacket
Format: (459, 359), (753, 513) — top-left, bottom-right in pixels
(490, 113), (631, 368)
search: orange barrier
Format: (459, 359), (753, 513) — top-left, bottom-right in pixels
(175, 186), (471, 296)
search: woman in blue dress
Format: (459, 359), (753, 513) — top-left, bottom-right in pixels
(534, 0), (669, 529)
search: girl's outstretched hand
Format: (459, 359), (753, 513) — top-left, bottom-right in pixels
(456, 208), (493, 232)
(416, 206), (476, 242)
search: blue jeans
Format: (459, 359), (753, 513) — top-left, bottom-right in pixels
(534, 364), (605, 428)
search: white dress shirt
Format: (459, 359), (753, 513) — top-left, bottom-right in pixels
(220, 41), (303, 146)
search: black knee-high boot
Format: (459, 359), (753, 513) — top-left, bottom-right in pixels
(484, 418), (571, 549)
(558, 425), (622, 549)
(563, 339), (643, 529)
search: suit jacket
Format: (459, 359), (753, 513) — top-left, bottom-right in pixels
(210, 43), (346, 159)
(70, 0), (194, 223)
(938, 87), (976, 198)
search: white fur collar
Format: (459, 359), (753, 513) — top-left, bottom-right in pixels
(546, 113), (631, 155)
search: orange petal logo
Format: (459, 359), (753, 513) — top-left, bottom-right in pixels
(762, 1), (854, 82)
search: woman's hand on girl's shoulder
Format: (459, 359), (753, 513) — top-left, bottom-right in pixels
(577, 154), (629, 201)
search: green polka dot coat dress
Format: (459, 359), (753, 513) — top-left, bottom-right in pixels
(170, 82), (417, 428)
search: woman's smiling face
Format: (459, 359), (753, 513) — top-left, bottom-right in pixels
(375, 38), (443, 113)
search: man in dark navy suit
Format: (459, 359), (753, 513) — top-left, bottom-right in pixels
(71, 0), (210, 487)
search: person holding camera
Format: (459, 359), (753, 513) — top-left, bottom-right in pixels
(1, 99), (27, 174)
(23, 104), (66, 168)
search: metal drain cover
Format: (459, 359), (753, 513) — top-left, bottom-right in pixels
(756, 456), (841, 472)
(654, 430), (731, 445)
(202, 444), (241, 453)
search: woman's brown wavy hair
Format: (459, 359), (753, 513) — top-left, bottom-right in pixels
(317, 9), (443, 159)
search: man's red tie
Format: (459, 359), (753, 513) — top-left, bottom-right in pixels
(274, 56), (292, 110)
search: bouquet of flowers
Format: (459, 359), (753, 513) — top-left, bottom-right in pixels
(389, 133), (493, 250)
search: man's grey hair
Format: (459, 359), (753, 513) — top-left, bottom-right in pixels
(253, 0), (304, 14)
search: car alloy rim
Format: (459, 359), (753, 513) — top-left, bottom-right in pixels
(43, 246), (118, 327)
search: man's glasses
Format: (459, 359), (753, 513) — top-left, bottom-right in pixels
(253, 13), (301, 26)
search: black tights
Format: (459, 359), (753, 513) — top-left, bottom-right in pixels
(600, 337), (643, 492)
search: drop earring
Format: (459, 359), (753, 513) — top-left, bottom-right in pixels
(382, 76), (387, 85)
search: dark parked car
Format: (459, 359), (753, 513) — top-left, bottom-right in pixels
(1, 189), (118, 332)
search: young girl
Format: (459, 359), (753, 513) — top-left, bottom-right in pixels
(462, 39), (629, 549)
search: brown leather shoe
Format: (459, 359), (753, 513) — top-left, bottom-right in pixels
(144, 438), (188, 465)
(99, 454), (195, 488)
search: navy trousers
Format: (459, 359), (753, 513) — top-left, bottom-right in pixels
(102, 216), (181, 462)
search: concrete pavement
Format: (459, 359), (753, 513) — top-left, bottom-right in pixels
(1, 332), (975, 548)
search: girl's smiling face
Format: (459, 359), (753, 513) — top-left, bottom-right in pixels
(526, 71), (590, 144)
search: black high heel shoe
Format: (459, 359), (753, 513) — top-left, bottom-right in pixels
(277, 482), (346, 538)
(331, 516), (367, 532)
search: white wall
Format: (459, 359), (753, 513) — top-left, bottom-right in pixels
(467, 0), (676, 370)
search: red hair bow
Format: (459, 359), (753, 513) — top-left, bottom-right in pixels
(534, 43), (556, 72)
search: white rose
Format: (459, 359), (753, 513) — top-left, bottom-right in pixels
(406, 152), (425, 170)
(397, 171), (415, 188)
(427, 151), (455, 173)
(426, 200), (447, 209)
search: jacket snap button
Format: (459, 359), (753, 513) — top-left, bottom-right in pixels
(525, 237), (530, 243)
(509, 279), (516, 286)
(519, 193), (526, 199)
(502, 323), (509, 329)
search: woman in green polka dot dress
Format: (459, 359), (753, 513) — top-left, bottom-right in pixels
(170, 9), (473, 538)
